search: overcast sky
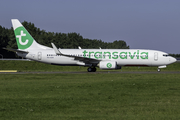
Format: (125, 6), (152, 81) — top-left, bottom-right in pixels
(0, 0), (180, 53)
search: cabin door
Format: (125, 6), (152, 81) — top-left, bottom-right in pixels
(154, 52), (158, 61)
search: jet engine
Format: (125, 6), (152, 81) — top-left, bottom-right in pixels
(99, 61), (121, 69)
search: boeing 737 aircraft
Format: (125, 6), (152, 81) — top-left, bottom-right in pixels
(4, 19), (177, 72)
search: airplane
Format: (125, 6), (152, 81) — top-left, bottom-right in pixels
(4, 19), (177, 72)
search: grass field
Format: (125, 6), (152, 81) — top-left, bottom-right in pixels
(0, 73), (180, 120)
(0, 61), (180, 119)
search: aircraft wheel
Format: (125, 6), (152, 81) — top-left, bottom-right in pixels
(87, 67), (92, 72)
(87, 67), (96, 72)
(92, 67), (96, 72)
(157, 68), (161, 72)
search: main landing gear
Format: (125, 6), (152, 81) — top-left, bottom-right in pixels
(87, 67), (96, 72)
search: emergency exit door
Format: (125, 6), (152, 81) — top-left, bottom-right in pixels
(38, 52), (42, 60)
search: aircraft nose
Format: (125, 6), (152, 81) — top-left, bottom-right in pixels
(171, 57), (177, 63)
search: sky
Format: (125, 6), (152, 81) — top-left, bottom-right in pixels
(0, 0), (180, 53)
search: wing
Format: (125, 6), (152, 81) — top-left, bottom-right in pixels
(51, 43), (100, 64)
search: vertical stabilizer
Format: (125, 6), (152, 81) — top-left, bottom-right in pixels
(11, 19), (50, 50)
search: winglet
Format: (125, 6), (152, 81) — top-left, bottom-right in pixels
(78, 46), (81, 49)
(51, 43), (62, 55)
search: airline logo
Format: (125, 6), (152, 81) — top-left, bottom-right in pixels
(83, 50), (148, 60)
(107, 63), (112, 68)
(14, 27), (33, 49)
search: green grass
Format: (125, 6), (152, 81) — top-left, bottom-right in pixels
(0, 60), (179, 72)
(0, 73), (180, 120)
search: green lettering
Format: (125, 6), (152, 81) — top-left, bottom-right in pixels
(112, 52), (118, 59)
(140, 52), (148, 59)
(83, 50), (148, 60)
(129, 52), (136, 59)
(120, 52), (127, 59)
(83, 50), (88, 58)
(95, 52), (102, 59)
(89, 51), (94, 58)
(137, 50), (139, 59)
(103, 52), (111, 59)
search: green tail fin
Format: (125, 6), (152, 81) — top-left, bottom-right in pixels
(12, 19), (35, 50)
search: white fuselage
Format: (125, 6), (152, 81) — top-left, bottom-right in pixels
(17, 49), (176, 67)
(9, 19), (177, 72)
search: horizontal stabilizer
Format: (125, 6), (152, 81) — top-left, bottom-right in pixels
(3, 48), (29, 53)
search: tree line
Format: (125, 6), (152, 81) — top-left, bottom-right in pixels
(0, 21), (129, 58)
(169, 54), (180, 58)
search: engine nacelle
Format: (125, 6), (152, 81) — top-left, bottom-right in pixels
(99, 61), (121, 69)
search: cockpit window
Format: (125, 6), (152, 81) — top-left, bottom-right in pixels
(163, 54), (170, 57)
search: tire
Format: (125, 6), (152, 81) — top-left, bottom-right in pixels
(87, 67), (92, 72)
(92, 67), (96, 72)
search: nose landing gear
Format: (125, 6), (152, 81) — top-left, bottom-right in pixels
(157, 68), (161, 72)
(157, 65), (166, 72)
